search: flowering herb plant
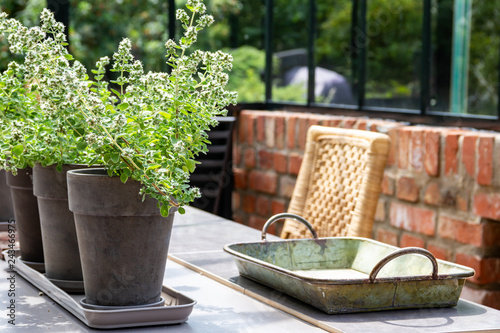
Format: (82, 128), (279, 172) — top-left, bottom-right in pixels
(0, 0), (237, 215)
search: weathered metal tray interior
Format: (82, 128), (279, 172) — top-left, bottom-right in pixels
(224, 237), (475, 314)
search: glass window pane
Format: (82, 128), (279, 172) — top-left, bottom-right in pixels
(226, 0), (266, 103)
(365, 0), (422, 110)
(315, 0), (356, 106)
(467, 1), (500, 116)
(272, 0), (308, 104)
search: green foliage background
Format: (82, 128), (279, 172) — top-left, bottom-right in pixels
(1, 0), (499, 114)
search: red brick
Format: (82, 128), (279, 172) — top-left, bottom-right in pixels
(426, 243), (450, 261)
(410, 129), (424, 172)
(256, 115), (265, 142)
(275, 116), (286, 149)
(248, 215), (271, 233)
(343, 118), (356, 129)
(483, 222), (500, 248)
(473, 192), (500, 221)
(249, 171), (278, 194)
(423, 182), (442, 206)
(232, 213), (245, 225)
(288, 153), (302, 176)
(298, 117), (309, 150)
(400, 233), (425, 248)
(461, 135), (477, 178)
(287, 116), (298, 149)
(386, 129), (398, 166)
(242, 194), (256, 213)
(455, 253), (500, 285)
(256, 196), (270, 217)
(308, 117), (321, 127)
(233, 145), (241, 166)
(233, 168), (247, 189)
(271, 200), (286, 215)
(273, 152), (288, 173)
(424, 130), (440, 176)
(438, 216), (483, 246)
(324, 118), (341, 128)
(381, 173), (395, 196)
(356, 120), (367, 130)
(396, 177), (419, 202)
(376, 229), (399, 246)
(238, 111), (250, 144)
(477, 135), (494, 185)
(258, 149), (273, 170)
(398, 128), (410, 169)
(389, 202), (436, 236)
(244, 147), (256, 168)
(444, 132), (461, 175)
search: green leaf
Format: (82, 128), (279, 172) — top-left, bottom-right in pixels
(103, 153), (111, 163)
(118, 102), (129, 111)
(147, 164), (161, 171)
(120, 172), (128, 183)
(178, 207), (185, 214)
(77, 140), (87, 151)
(158, 111), (171, 120)
(64, 54), (74, 60)
(110, 152), (120, 163)
(186, 159), (196, 173)
(110, 88), (121, 98)
(12, 144), (23, 156)
(56, 164), (63, 172)
(160, 204), (170, 217)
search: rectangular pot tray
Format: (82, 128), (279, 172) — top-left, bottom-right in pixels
(7, 250), (196, 329)
(224, 236), (475, 314)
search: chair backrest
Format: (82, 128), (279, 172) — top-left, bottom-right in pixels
(190, 116), (235, 219)
(281, 125), (390, 239)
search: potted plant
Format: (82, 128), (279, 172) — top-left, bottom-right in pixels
(0, 60), (45, 269)
(1, 0), (236, 307)
(0, 23), (102, 283)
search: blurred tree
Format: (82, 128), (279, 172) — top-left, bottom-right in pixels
(0, 0), (46, 71)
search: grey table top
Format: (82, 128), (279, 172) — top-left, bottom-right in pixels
(169, 207), (500, 333)
(1, 206), (500, 332)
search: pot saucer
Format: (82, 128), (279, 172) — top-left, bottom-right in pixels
(47, 277), (84, 293)
(18, 258), (45, 273)
(79, 297), (165, 310)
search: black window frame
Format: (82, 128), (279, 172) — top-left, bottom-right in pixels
(247, 0), (500, 130)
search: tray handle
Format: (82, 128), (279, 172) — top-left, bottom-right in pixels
(369, 247), (439, 283)
(261, 213), (318, 241)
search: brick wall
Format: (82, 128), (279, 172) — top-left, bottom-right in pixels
(232, 109), (500, 310)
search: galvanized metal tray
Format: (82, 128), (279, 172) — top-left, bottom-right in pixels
(224, 213), (475, 314)
(5, 250), (196, 329)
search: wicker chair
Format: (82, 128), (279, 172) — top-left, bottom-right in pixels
(281, 125), (390, 239)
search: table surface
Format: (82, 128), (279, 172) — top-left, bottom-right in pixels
(2, 206), (500, 332)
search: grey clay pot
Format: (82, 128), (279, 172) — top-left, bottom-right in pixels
(6, 167), (44, 265)
(33, 164), (86, 290)
(67, 168), (176, 307)
(0, 170), (14, 222)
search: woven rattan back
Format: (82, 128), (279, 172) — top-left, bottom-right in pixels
(281, 126), (390, 239)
